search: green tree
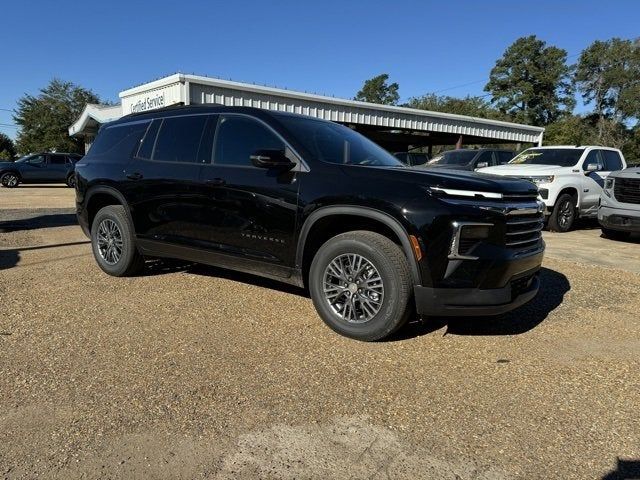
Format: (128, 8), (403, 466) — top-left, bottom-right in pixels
(354, 74), (400, 105)
(543, 115), (597, 146)
(575, 38), (640, 143)
(406, 94), (507, 120)
(485, 35), (575, 126)
(0, 132), (16, 160)
(14, 79), (100, 154)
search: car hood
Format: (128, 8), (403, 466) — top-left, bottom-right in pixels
(418, 163), (474, 171)
(344, 165), (538, 195)
(610, 166), (640, 179)
(478, 164), (564, 175)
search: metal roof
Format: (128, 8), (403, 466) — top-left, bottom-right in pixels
(120, 74), (544, 145)
(72, 74), (544, 145)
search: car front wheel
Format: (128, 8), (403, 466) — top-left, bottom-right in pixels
(309, 231), (413, 341)
(1, 172), (20, 188)
(91, 205), (144, 277)
(548, 193), (576, 232)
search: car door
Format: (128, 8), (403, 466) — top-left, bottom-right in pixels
(198, 114), (300, 273)
(125, 114), (214, 246)
(47, 154), (69, 182)
(19, 154), (47, 181)
(580, 149), (606, 212)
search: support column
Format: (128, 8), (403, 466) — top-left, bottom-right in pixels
(455, 135), (463, 149)
(427, 144), (433, 158)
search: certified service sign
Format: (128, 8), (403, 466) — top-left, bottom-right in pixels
(129, 92), (165, 113)
(122, 83), (183, 114)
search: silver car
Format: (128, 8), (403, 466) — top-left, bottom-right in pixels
(599, 166), (640, 240)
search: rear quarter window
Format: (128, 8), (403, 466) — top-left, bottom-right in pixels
(88, 121), (150, 159)
(602, 150), (624, 171)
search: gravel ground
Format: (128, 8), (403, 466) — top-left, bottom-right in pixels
(1, 190), (640, 479)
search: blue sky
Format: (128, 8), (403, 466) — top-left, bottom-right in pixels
(1, 0), (638, 139)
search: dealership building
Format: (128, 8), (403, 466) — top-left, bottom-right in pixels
(69, 73), (544, 153)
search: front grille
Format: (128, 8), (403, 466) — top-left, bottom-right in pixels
(614, 178), (640, 204)
(505, 212), (544, 250)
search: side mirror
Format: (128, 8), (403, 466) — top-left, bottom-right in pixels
(250, 149), (294, 169)
(585, 163), (599, 174)
(476, 161), (489, 169)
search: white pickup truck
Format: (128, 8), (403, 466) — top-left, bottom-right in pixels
(478, 146), (627, 232)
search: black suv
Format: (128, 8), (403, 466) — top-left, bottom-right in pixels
(423, 148), (514, 171)
(75, 106), (544, 341)
(0, 152), (82, 187)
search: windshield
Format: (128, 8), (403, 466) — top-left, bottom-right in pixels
(509, 148), (585, 167)
(15, 155), (34, 163)
(275, 115), (404, 167)
(428, 150), (477, 166)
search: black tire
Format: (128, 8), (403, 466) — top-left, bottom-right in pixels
(66, 173), (76, 188)
(601, 227), (631, 241)
(309, 231), (413, 341)
(548, 193), (577, 232)
(0, 171), (20, 188)
(91, 205), (144, 277)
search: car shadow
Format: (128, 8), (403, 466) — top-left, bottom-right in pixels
(391, 267), (570, 340)
(146, 259), (308, 298)
(10, 185), (70, 188)
(0, 213), (77, 233)
(0, 241), (90, 270)
(601, 458), (640, 479)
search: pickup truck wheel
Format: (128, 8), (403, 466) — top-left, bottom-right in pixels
(1, 172), (20, 188)
(548, 193), (576, 232)
(309, 231), (413, 341)
(91, 205), (144, 277)
(601, 227), (631, 241)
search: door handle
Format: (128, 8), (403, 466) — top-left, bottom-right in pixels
(205, 178), (226, 187)
(126, 172), (143, 180)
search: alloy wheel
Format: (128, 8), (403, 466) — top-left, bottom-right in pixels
(322, 253), (384, 324)
(558, 200), (574, 229)
(96, 219), (124, 265)
(2, 174), (18, 187)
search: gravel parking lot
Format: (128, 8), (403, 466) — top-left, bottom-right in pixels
(1, 186), (640, 479)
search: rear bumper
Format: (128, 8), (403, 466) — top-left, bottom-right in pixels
(414, 270), (540, 316)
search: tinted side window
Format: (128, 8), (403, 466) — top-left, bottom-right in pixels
(475, 151), (493, 166)
(602, 150), (623, 171)
(153, 115), (208, 163)
(89, 121), (150, 158)
(136, 120), (161, 159)
(498, 151), (514, 164)
(49, 154), (67, 164)
(582, 150), (604, 171)
(214, 116), (284, 167)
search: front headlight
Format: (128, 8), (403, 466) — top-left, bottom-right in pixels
(528, 175), (554, 186)
(604, 177), (614, 197)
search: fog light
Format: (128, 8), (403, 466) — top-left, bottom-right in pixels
(449, 221), (492, 260)
(539, 188), (549, 200)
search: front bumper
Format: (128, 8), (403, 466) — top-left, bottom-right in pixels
(414, 269), (540, 316)
(598, 205), (640, 233)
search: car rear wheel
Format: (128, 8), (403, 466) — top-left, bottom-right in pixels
(601, 227), (631, 241)
(91, 205), (144, 277)
(309, 231), (413, 341)
(548, 193), (576, 232)
(66, 173), (76, 188)
(1, 172), (20, 188)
